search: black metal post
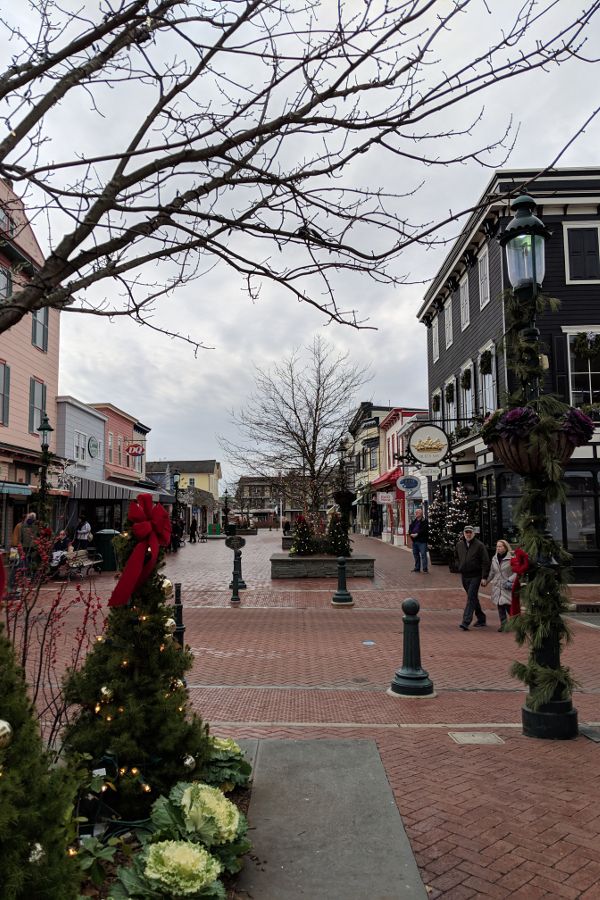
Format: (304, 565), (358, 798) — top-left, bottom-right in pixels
(173, 582), (185, 647)
(331, 556), (354, 606)
(223, 490), (230, 531)
(388, 598), (435, 697)
(229, 549), (247, 590)
(230, 569), (241, 604)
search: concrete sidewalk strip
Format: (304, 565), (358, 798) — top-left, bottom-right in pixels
(237, 738), (427, 900)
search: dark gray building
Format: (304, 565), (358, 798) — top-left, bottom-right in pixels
(417, 167), (600, 581)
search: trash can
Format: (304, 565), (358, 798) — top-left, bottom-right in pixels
(94, 529), (120, 572)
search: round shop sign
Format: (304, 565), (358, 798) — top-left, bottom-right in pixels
(396, 476), (420, 492)
(408, 424), (450, 465)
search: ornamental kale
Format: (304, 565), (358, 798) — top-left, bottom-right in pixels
(562, 408), (595, 446)
(496, 407), (540, 442)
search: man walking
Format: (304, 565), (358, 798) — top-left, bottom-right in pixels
(455, 525), (490, 630)
(409, 507), (429, 574)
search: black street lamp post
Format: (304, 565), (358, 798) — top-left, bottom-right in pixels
(223, 489), (230, 531)
(499, 195), (577, 740)
(37, 412), (54, 526)
(172, 469), (181, 522)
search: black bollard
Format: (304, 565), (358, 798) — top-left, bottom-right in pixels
(331, 556), (354, 606)
(388, 598), (435, 697)
(173, 582), (185, 648)
(229, 549), (246, 590)
(230, 569), (241, 604)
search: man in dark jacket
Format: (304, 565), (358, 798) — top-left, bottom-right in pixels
(409, 508), (429, 573)
(455, 525), (490, 630)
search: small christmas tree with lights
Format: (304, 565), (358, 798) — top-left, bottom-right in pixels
(290, 514), (314, 556)
(325, 512), (351, 557)
(0, 624), (79, 899)
(63, 495), (210, 819)
(427, 486), (447, 560)
(443, 482), (470, 559)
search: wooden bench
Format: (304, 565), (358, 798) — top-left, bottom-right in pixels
(55, 548), (103, 579)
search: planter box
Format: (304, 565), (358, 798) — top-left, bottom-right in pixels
(281, 535), (294, 550)
(237, 528), (258, 535)
(270, 553), (375, 579)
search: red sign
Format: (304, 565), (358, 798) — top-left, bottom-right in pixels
(125, 443), (145, 457)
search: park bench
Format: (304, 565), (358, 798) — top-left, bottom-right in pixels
(54, 548), (103, 580)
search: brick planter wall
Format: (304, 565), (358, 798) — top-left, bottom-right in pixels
(270, 553), (375, 579)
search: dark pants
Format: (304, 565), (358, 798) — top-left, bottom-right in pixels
(461, 575), (486, 625)
(412, 541), (428, 572)
(498, 603), (509, 624)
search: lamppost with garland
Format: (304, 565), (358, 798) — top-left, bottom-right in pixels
(498, 194), (578, 740)
(223, 489), (230, 531)
(172, 469), (181, 523)
(36, 412), (54, 526)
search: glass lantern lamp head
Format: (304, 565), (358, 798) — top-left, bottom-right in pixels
(499, 195), (551, 292)
(172, 469), (180, 487)
(37, 412), (54, 449)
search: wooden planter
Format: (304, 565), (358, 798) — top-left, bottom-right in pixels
(490, 432), (575, 476)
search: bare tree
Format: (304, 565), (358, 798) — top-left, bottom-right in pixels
(224, 336), (368, 511)
(1, 1), (599, 348)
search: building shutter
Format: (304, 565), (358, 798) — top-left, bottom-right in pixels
(568, 228), (600, 280)
(42, 382), (47, 421)
(29, 377), (35, 432)
(552, 335), (569, 402)
(1, 365), (8, 425)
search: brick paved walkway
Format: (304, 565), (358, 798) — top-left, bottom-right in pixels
(41, 532), (600, 897)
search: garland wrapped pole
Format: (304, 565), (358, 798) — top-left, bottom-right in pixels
(491, 196), (594, 740)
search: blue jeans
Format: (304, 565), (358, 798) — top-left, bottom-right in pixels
(412, 541), (428, 572)
(461, 575), (486, 625)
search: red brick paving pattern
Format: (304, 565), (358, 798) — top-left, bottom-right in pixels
(49, 533), (600, 897)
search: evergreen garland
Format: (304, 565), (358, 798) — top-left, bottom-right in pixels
(445, 382), (455, 404)
(460, 368), (472, 391)
(0, 625), (79, 900)
(63, 524), (211, 819)
(572, 331), (600, 361)
(479, 349), (493, 375)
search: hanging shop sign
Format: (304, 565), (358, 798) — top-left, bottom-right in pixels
(408, 425), (450, 465)
(125, 443), (145, 457)
(416, 466), (441, 477)
(396, 476), (420, 493)
(376, 491), (395, 504)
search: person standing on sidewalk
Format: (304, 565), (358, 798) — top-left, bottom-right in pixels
(455, 525), (490, 630)
(409, 508), (429, 573)
(488, 539), (515, 631)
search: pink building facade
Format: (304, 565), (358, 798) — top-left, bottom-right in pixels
(0, 179), (63, 546)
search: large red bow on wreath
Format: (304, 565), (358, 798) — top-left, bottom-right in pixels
(108, 494), (171, 608)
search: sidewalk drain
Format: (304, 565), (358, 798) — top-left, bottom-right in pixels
(448, 732), (505, 745)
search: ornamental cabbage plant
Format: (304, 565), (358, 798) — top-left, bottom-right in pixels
(180, 783), (240, 845)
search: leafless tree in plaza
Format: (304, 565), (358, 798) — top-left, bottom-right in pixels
(0, 0), (599, 347)
(224, 336), (368, 511)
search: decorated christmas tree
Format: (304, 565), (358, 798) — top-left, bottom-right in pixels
(63, 495), (211, 819)
(427, 486), (447, 558)
(443, 482), (470, 558)
(0, 623), (79, 900)
(290, 514), (314, 556)
(325, 511), (352, 557)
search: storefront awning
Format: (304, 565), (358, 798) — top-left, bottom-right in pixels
(71, 477), (159, 502)
(371, 466), (402, 488)
(0, 482), (32, 496)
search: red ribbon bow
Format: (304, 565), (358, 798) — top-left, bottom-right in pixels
(108, 494), (171, 608)
(511, 548), (530, 577)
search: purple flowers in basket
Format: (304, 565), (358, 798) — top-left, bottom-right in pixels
(482, 406), (594, 448)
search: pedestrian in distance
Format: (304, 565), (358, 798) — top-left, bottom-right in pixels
(455, 525), (490, 630)
(488, 539), (516, 631)
(189, 516), (198, 543)
(408, 507), (429, 573)
(74, 512), (92, 550)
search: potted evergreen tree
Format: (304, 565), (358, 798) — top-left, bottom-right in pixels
(427, 487), (447, 565)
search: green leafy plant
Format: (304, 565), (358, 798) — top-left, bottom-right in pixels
(572, 331), (600, 360)
(460, 368), (472, 391)
(444, 382), (455, 404)
(200, 737), (252, 793)
(76, 835), (119, 888)
(110, 840), (225, 899)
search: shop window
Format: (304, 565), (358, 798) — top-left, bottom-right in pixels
(564, 472), (597, 550)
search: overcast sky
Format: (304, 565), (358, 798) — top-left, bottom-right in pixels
(32, 3), (600, 486)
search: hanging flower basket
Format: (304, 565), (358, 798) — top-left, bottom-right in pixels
(491, 432), (575, 476)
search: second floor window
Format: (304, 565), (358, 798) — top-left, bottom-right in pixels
(118, 436), (123, 466)
(74, 431), (87, 462)
(28, 377), (46, 433)
(460, 276), (470, 330)
(460, 366), (474, 423)
(569, 333), (600, 406)
(444, 381), (457, 433)
(432, 317), (439, 362)
(370, 446), (378, 469)
(478, 246), (490, 308)
(0, 266), (11, 300)
(0, 361), (9, 426)
(445, 298), (453, 348)
(565, 226), (600, 282)
(108, 432), (113, 463)
(479, 349), (496, 415)
(189, 477), (195, 487)
(32, 307), (49, 351)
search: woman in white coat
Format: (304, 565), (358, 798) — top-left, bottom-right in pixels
(489, 539), (515, 631)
